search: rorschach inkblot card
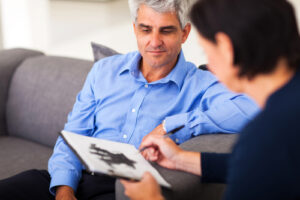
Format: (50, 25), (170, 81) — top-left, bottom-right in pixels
(59, 130), (171, 188)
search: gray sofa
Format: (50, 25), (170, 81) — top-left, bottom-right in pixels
(0, 48), (238, 199)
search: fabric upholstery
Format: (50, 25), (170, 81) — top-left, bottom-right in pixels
(198, 64), (208, 71)
(180, 133), (238, 152)
(6, 56), (93, 147)
(91, 42), (119, 62)
(0, 136), (52, 180)
(0, 49), (44, 136)
(116, 134), (238, 200)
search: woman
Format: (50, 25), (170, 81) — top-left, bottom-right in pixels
(120, 0), (300, 199)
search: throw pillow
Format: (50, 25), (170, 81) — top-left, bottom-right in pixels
(91, 42), (120, 62)
(198, 64), (208, 70)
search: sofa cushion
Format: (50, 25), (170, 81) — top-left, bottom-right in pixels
(6, 56), (93, 147)
(0, 49), (44, 136)
(180, 133), (238, 152)
(0, 136), (52, 180)
(91, 42), (119, 62)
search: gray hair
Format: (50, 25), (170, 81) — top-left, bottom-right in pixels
(128, 0), (192, 28)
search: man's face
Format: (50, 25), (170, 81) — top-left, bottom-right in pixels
(133, 4), (190, 69)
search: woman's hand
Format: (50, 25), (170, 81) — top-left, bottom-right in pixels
(139, 134), (202, 175)
(140, 134), (183, 170)
(120, 172), (164, 200)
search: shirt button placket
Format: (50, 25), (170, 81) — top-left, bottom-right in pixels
(124, 84), (149, 144)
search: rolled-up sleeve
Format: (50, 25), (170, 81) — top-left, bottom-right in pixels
(164, 81), (259, 143)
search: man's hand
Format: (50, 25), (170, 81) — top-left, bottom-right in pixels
(146, 124), (167, 137)
(120, 172), (164, 200)
(55, 186), (77, 200)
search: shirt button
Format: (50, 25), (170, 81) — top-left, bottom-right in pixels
(175, 138), (179, 143)
(144, 84), (149, 88)
(131, 108), (136, 113)
(123, 134), (127, 139)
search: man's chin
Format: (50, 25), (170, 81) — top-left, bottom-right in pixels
(144, 57), (166, 68)
(147, 60), (169, 69)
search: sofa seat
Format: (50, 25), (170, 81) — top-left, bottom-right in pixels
(0, 136), (52, 180)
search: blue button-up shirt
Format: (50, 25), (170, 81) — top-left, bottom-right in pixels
(48, 51), (258, 194)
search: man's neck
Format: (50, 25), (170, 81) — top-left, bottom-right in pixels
(243, 60), (295, 108)
(139, 57), (178, 83)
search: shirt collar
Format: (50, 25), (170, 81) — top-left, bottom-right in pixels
(119, 51), (141, 77)
(119, 50), (188, 90)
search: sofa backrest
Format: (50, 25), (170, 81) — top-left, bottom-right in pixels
(6, 55), (93, 147)
(0, 49), (44, 136)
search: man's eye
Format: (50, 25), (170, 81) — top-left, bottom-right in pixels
(162, 30), (172, 34)
(161, 29), (174, 34)
(142, 29), (151, 33)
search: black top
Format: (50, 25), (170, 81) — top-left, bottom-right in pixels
(201, 70), (300, 200)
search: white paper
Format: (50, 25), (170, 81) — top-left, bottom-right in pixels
(61, 130), (171, 188)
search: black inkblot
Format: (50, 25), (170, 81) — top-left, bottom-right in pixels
(89, 143), (136, 169)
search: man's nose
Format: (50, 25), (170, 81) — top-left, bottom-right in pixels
(150, 32), (163, 47)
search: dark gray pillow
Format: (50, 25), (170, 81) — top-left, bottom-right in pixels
(91, 42), (119, 62)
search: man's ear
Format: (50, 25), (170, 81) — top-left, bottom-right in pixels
(215, 32), (234, 66)
(133, 22), (137, 36)
(181, 23), (192, 43)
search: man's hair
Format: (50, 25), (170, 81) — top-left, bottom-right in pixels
(128, 0), (192, 28)
(190, 0), (300, 79)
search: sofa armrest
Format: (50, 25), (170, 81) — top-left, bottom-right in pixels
(0, 48), (44, 136)
(115, 133), (238, 200)
(180, 133), (238, 153)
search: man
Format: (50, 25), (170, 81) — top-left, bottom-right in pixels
(121, 0), (300, 200)
(0, 0), (258, 200)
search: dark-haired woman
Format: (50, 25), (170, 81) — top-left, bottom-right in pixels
(121, 0), (300, 199)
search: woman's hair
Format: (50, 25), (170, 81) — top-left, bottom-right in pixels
(190, 0), (300, 79)
(128, 0), (192, 28)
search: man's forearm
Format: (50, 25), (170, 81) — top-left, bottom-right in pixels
(175, 151), (201, 176)
(55, 185), (77, 200)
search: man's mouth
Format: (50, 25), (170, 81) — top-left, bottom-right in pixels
(147, 50), (166, 55)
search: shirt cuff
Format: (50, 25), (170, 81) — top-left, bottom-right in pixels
(164, 113), (190, 144)
(164, 113), (188, 132)
(49, 170), (81, 196)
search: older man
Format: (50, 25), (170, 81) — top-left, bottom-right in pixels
(0, 0), (258, 200)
